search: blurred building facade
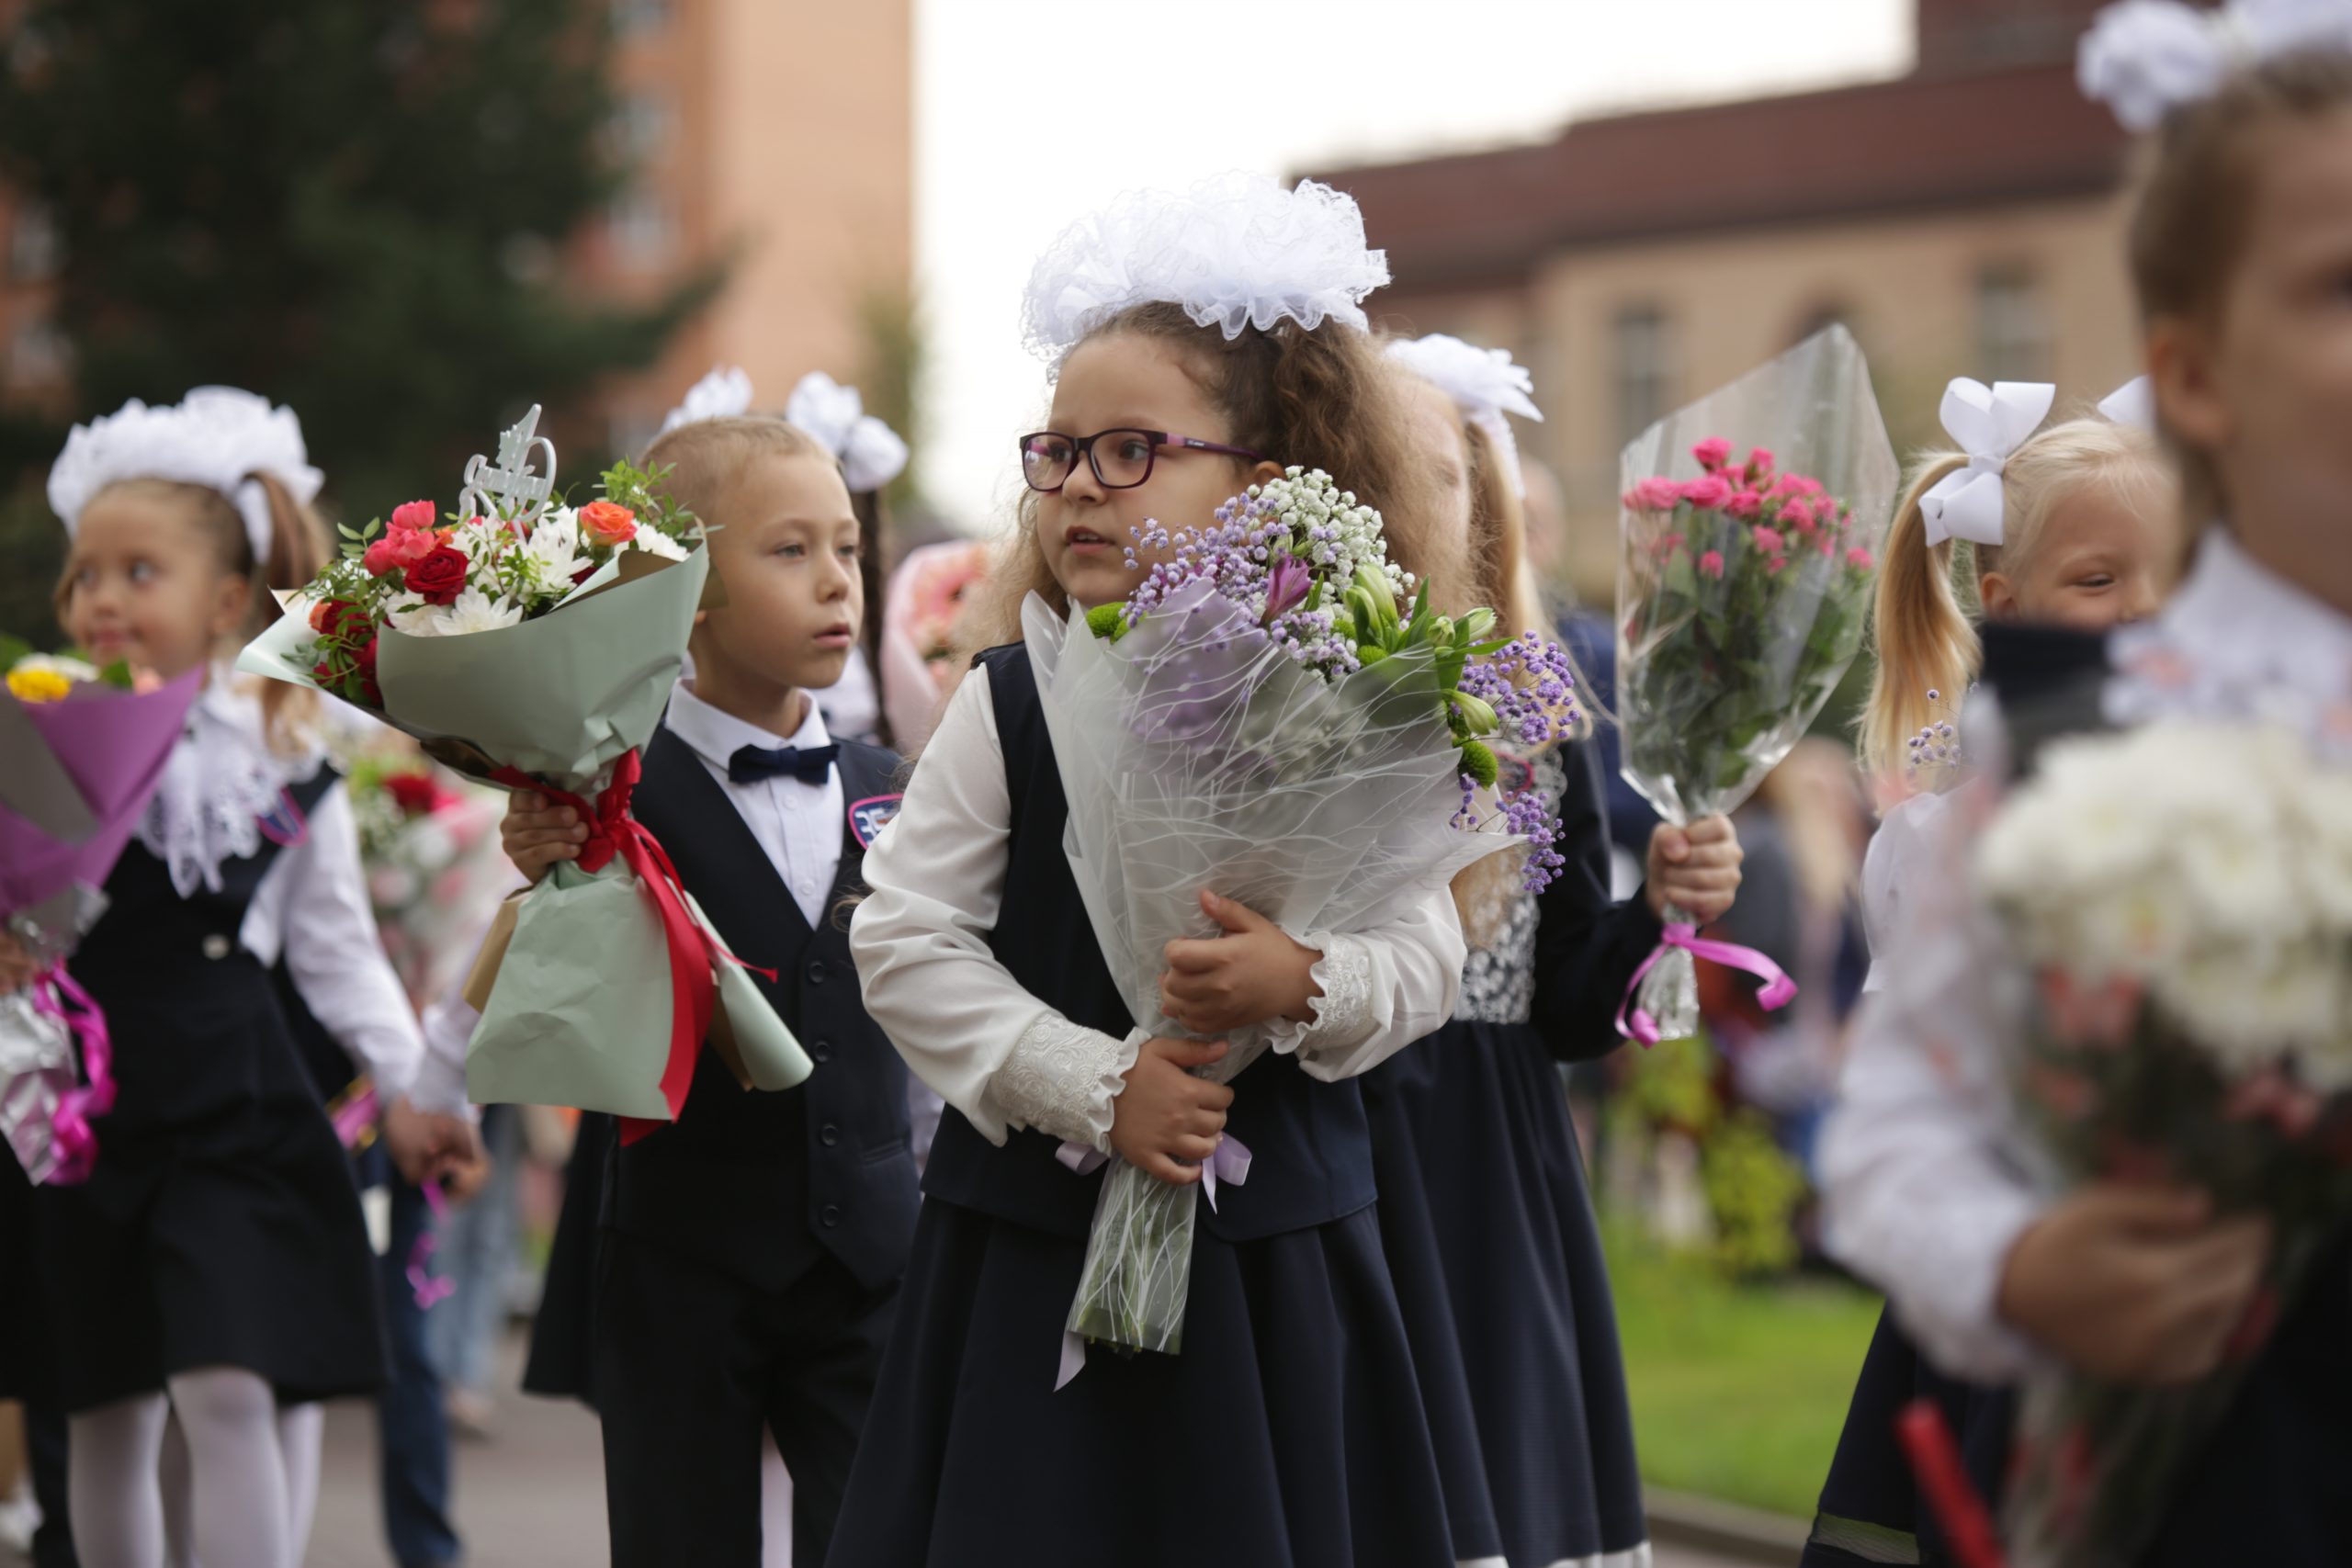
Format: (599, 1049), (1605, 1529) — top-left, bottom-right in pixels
(561, 0), (911, 451)
(0, 0), (912, 450)
(1314, 0), (2135, 601)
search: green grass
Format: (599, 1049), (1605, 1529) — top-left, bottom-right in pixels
(1604, 1218), (1883, 1520)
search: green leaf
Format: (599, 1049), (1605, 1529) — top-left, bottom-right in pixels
(0, 633), (31, 670)
(96, 657), (136, 689)
(337, 523), (361, 541)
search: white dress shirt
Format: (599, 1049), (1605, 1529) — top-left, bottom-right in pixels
(1820, 529), (2352, 1381)
(664, 679), (844, 930)
(848, 662), (1466, 1155)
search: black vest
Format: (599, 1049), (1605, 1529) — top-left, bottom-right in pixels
(916, 646), (1376, 1243)
(605, 725), (918, 1293)
(1982, 621), (2352, 1566)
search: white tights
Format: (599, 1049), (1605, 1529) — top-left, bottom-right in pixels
(66, 1370), (322, 1568)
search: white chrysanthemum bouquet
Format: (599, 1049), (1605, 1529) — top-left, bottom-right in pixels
(1975, 719), (2352, 1568)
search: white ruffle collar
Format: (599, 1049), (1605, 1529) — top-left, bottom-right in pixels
(138, 667), (325, 897)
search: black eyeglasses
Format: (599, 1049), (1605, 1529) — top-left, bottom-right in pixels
(1017, 428), (1264, 494)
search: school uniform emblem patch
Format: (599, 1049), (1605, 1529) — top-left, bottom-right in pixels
(848, 795), (903, 849)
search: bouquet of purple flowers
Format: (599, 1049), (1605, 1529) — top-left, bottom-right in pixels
(1026, 467), (1584, 1367)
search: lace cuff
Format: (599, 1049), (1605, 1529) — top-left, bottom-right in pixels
(1265, 931), (1374, 1059)
(986, 1013), (1141, 1152)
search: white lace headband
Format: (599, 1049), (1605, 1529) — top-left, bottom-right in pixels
(2079, 0), (2352, 131)
(1385, 333), (1544, 497)
(1022, 173), (1390, 366)
(48, 387), (322, 568)
(786, 372), (909, 494)
(659, 365), (755, 435)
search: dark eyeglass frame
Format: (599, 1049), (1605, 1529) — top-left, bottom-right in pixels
(1016, 427), (1265, 493)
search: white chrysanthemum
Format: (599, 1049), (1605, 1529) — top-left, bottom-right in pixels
(382, 592), (436, 635)
(421, 587), (525, 638)
(629, 525), (688, 562)
(525, 507), (589, 585)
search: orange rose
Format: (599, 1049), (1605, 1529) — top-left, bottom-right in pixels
(580, 500), (638, 547)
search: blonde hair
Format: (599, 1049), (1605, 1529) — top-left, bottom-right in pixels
(2128, 51), (2352, 523)
(1859, 416), (2174, 784)
(59, 471), (328, 753)
(958, 302), (1457, 658)
(639, 415), (833, 526)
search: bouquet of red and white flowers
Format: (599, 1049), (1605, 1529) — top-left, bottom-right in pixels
(241, 407), (808, 1134)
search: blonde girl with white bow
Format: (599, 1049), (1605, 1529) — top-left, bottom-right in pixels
(1856, 380), (2181, 792)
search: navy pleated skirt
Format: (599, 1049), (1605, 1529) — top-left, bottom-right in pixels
(1363, 1020), (1649, 1568)
(823, 1196), (1454, 1568)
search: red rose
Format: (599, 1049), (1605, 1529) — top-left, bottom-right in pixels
(579, 500), (639, 547)
(403, 545), (470, 605)
(309, 597), (366, 642)
(384, 771), (442, 816)
(364, 522), (438, 577)
(390, 500), (438, 534)
(354, 636), (382, 706)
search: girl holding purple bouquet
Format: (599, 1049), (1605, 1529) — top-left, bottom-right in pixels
(1373, 334), (1745, 1568)
(834, 175), (1469, 1568)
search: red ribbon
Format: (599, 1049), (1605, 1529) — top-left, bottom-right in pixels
(1896, 1399), (2007, 1568)
(492, 750), (767, 1145)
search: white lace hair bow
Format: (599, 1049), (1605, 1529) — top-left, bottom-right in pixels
(1920, 378), (2057, 548)
(48, 387), (323, 569)
(786, 372), (909, 494)
(1385, 333), (1544, 497)
(2098, 374), (2157, 430)
(2079, 0), (2352, 131)
(1022, 173), (1391, 366)
(659, 365), (755, 435)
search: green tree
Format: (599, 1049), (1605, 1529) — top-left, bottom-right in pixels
(0, 0), (720, 638)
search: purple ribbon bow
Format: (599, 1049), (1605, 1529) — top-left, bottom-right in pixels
(1613, 923), (1798, 1046)
(1054, 1134), (1253, 1211)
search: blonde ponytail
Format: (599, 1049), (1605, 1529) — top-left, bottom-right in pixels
(1859, 451), (1979, 788)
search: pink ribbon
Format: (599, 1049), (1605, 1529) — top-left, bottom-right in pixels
(409, 1180), (453, 1310)
(324, 1083), (453, 1310)
(32, 967), (115, 1186)
(1613, 923), (1797, 1046)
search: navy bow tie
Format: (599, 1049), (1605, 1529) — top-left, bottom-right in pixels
(728, 742), (839, 786)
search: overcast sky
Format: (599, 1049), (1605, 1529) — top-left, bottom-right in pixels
(910, 0), (1913, 529)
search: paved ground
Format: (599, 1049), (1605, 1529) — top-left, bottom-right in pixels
(305, 1329), (1771, 1567)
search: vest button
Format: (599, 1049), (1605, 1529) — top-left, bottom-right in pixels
(201, 934), (232, 960)
(820, 1123), (840, 1147)
(820, 1203), (841, 1228)
(809, 1039), (833, 1064)
(805, 959), (827, 985)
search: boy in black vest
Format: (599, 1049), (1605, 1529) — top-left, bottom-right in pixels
(503, 415), (916, 1566)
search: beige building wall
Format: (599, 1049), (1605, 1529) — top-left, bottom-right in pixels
(592, 0), (912, 447)
(1521, 193), (2139, 599)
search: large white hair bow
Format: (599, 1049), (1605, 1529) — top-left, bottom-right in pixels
(660, 365), (755, 435)
(2079, 0), (2352, 131)
(1384, 333), (1544, 497)
(1022, 173), (1390, 365)
(786, 372), (909, 495)
(48, 387), (323, 569)
(2098, 374), (2157, 430)
(1920, 378), (2056, 548)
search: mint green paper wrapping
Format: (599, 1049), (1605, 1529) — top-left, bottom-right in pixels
(236, 547), (709, 793)
(464, 859), (679, 1118)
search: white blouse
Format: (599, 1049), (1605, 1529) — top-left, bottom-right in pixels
(849, 662), (1467, 1154)
(1820, 530), (2352, 1381)
(151, 677), (447, 1111)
